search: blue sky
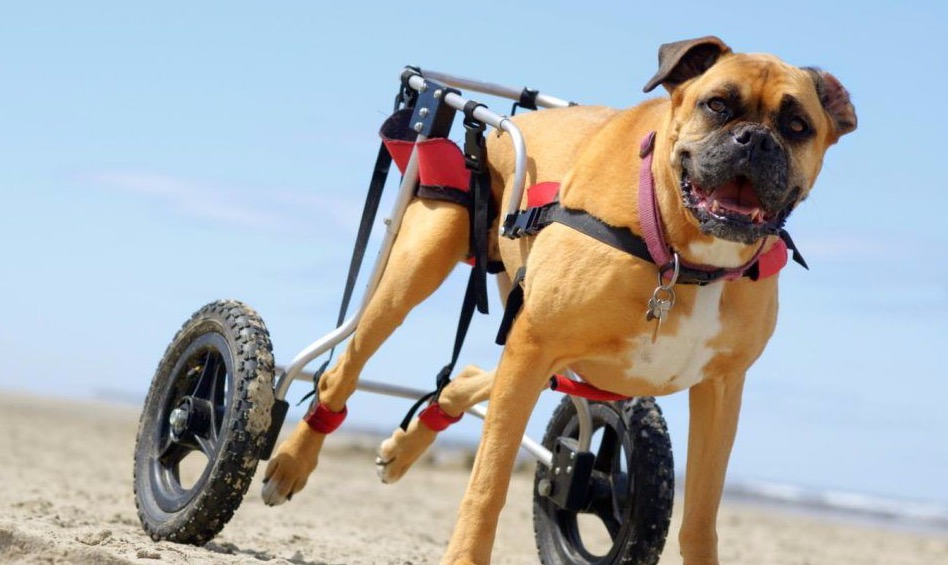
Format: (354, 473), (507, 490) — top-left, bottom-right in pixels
(2, 2), (946, 509)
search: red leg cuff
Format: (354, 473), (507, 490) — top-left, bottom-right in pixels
(418, 402), (463, 432)
(304, 402), (348, 434)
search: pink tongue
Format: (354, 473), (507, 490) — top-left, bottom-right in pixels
(712, 178), (762, 215)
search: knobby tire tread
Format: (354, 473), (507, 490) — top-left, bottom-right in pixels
(133, 300), (275, 545)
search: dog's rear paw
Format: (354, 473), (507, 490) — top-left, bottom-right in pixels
(375, 424), (437, 484)
(260, 423), (322, 506)
(261, 451), (316, 506)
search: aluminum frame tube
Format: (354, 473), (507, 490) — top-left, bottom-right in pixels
(418, 69), (572, 109)
(273, 136), (427, 400)
(357, 377), (553, 467)
(406, 74), (529, 234)
(328, 377), (554, 466)
(564, 369), (594, 452)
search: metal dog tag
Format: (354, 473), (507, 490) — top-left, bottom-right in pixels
(645, 254), (680, 343)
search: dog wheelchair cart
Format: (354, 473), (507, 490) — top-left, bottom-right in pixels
(133, 68), (676, 565)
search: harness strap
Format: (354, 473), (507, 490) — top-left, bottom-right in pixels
(549, 206), (654, 264)
(514, 203), (768, 286)
(463, 101), (491, 316)
(507, 202), (806, 286)
(495, 267), (527, 346)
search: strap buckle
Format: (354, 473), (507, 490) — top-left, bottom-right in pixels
(501, 204), (556, 239)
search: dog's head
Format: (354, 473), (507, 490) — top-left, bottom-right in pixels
(644, 36), (857, 244)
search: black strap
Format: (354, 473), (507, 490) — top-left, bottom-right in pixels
(548, 206), (754, 285)
(495, 267), (526, 345)
(463, 102), (491, 315)
(502, 203), (654, 262)
(779, 229), (808, 270)
(512, 203), (809, 285)
(547, 206), (654, 263)
(398, 266), (481, 430)
(298, 142), (393, 405)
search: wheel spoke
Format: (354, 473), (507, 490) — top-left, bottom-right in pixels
(593, 425), (620, 473)
(211, 361), (227, 430)
(195, 429), (219, 457)
(192, 351), (218, 399)
(589, 487), (623, 540)
(158, 436), (192, 467)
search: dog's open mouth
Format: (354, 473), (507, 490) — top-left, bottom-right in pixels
(679, 168), (792, 243)
(681, 173), (772, 226)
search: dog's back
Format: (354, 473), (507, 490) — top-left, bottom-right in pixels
(487, 105), (618, 274)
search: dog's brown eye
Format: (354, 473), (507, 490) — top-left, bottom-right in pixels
(707, 98), (728, 113)
(788, 117), (809, 134)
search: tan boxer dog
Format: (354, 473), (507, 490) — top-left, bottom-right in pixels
(262, 36), (856, 564)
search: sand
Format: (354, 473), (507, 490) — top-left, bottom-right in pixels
(0, 391), (945, 564)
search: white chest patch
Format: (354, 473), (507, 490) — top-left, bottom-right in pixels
(687, 239), (748, 268)
(624, 283), (724, 390)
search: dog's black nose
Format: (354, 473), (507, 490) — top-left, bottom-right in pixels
(732, 124), (777, 155)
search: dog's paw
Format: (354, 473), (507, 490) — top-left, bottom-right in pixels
(260, 423), (322, 506)
(375, 424), (437, 484)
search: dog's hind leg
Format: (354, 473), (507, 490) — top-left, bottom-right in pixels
(375, 365), (495, 484)
(374, 270), (511, 484)
(261, 198), (471, 506)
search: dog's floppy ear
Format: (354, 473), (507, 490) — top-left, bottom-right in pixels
(643, 36), (732, 93)
(805, 67), (857, 138)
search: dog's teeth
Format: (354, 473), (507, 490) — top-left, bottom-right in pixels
(710, 200), (721, 214)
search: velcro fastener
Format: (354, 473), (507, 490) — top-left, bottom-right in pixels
(418, 402), (462, 432)
(304, 402), (348, 434)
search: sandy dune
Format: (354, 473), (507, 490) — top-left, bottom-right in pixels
(0, 391), (944, 564)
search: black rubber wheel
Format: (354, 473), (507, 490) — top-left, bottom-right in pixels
(533, 396), (674, 565)
(133, 300), (275, 545)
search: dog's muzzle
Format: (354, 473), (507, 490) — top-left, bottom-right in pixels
(679, 124), (798, 244)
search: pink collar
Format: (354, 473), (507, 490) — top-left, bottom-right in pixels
(636, 132), (765, 282)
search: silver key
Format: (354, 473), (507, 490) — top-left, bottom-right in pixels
(646, 295), (672, 322)
(646, 286), (675, 342)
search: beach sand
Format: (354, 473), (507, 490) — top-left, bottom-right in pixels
(0, 391), (945, 564)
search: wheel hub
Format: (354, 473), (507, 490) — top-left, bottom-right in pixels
(168, 396), (213, 443)
(169, 404), (190, 441)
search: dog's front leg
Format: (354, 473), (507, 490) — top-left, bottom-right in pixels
(679, 373), (747, 565)
(441, 336), (553, 565)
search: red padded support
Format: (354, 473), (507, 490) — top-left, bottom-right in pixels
(418, 402), (463, 432)
(527, 181), (560, 208)
(549, 374), (628, 402)
(755, 238), (788, 280)
(382, 138), (470, 193)
(304, 402), (348, 434)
